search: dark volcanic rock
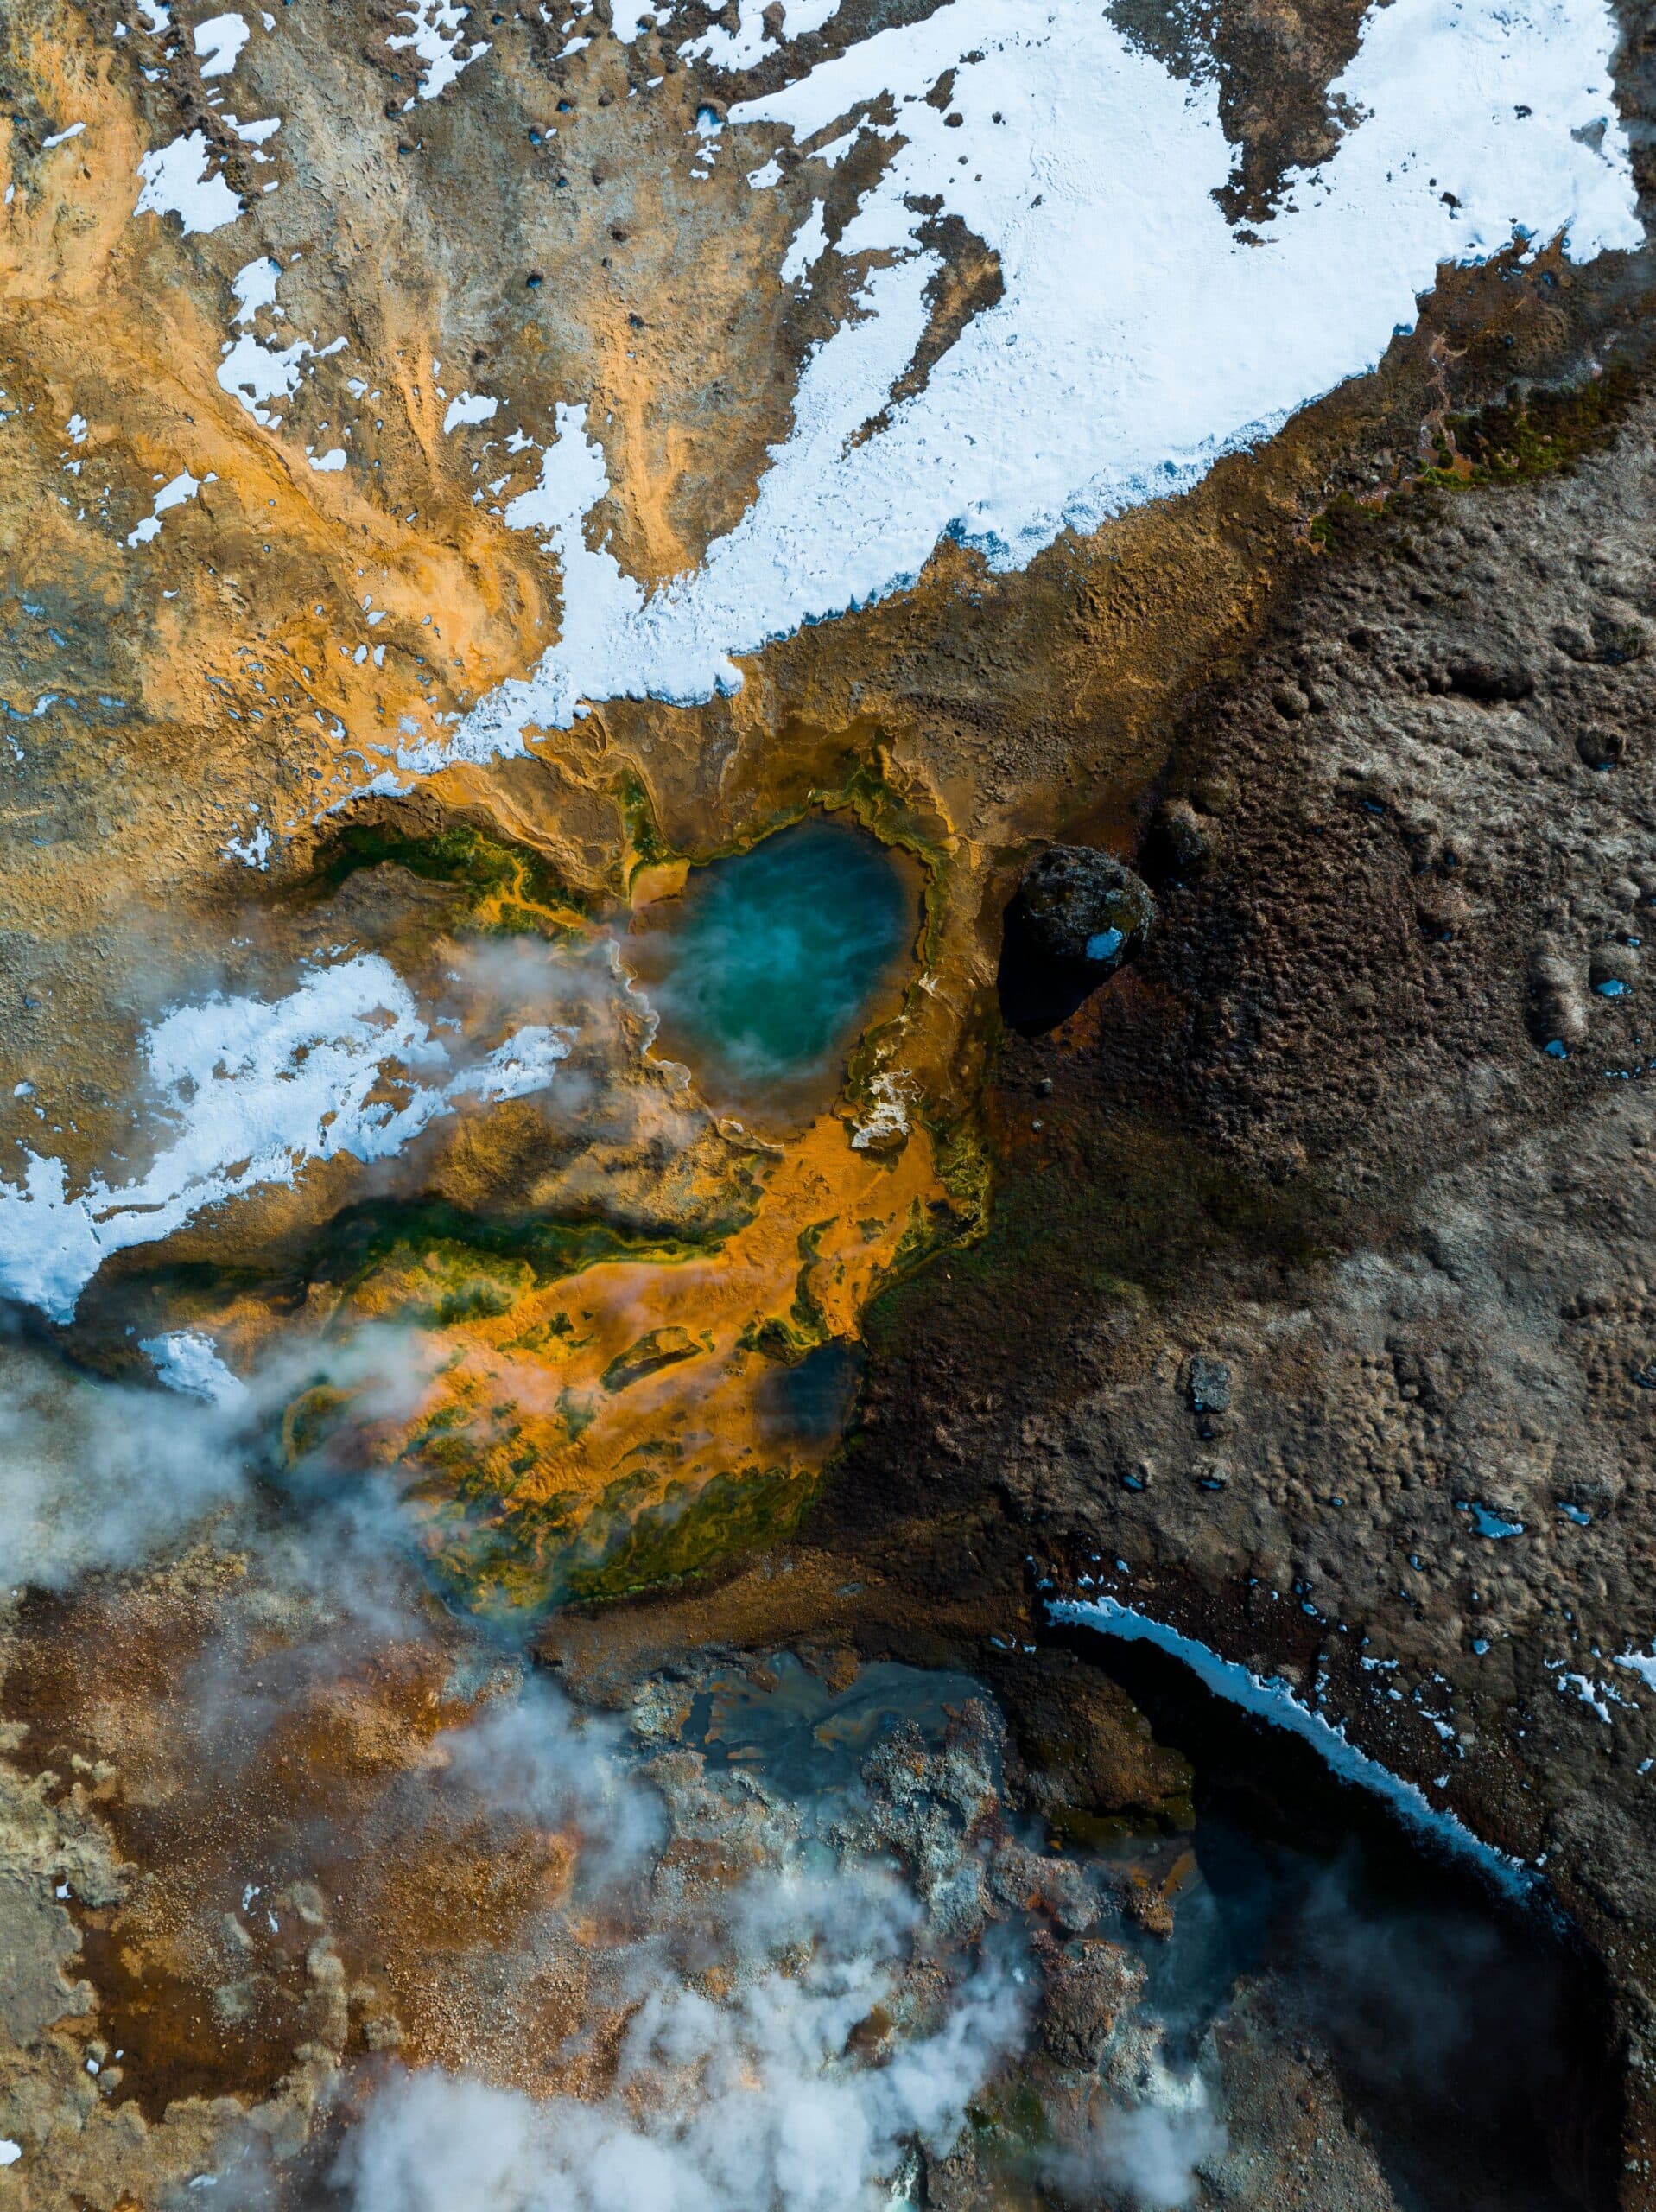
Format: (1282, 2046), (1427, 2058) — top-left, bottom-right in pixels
(999, 846), (1157, 1033)
(1446, 656), (1534, 703)
(841, 391), (1656, 2193)
(1145, 797), (1216, 881)
(1039, 1938), (1137, 2069)
(1527, 941), (1589, 1054)
(1015, 845), (1157, 974)
(1577, 722), (1626, 770)
(1186, 1354), (1233, 1414)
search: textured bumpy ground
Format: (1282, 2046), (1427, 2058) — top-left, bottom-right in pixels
(835, 397), (1656, 2183)
(3, 0), (1656, 2202)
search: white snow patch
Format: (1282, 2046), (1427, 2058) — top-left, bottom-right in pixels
(225, 112), (282, 142)
(134, 130), (243, 234)
(1616, 1645), (1656, 1693)
(679, 0), (770, 67)
(779, 196), (828, 284)
(440, 0), (1640, 766)
(224, 817), (272, 867)
(447, 1026), (577, 1103)
(1053, 1594), (1536, 1896)
(0, 2143), (19, 2168)
(217, 329), (313, 423)
(781, 0), (842, 35)
(396, 402), (646, 764)
(442, 390), (499, 433)
(387, 0), (491, 99)
(808, 124), (860, 167)
(142, 1329), (250, 1408)
(308, 446), (348, 472)
(41, 122), (86, 149)
(230, 253), (280, 323)
(125, 468), (205, 547)
(193, 11), (250, 76)
(1556, 1670), (1622, 1724)
(0, 955), (574, 1319)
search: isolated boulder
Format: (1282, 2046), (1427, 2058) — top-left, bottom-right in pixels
(998, 846), (1157, 1034)
(1015, 846), (1157, 976)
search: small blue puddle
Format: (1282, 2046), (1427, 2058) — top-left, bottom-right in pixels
(1457, 1501), (1526, 1540)
(625, 816), (918, 1122)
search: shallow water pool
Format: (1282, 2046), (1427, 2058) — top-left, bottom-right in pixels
(625, 816), (917, 1123)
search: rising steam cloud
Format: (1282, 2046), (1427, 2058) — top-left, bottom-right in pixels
(336, 1865), (1029, 2212)
(0, 1290), (1220, 2212)
(1044, 2092), (1227, 2211)
(0, 1331), (251, 1588)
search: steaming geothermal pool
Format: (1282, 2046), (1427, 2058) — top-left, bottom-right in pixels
(624, 816), (918, 1122)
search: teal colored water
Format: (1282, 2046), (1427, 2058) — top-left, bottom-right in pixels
(626, 817), (917, 1120)
(682, 1650), (993, 1802)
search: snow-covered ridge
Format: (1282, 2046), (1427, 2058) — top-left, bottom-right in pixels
(440, 0), (1638, 766)
(1053, 1593), (1537, 1897)
(0, 956), (571, 1320)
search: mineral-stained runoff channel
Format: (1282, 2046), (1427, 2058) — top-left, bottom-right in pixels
(0, 807), (944, 1617)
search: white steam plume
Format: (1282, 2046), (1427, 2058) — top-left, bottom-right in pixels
(1044, 2089), (1227, 2210)
(0, 1333), (250, 1589)
(335, 1861), (1027, 2212)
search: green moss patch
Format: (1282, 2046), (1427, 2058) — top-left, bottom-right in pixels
(601, 1325), (701, 1392)
(1416, 365), (1639, 489)
(1311, 367), (1642, 553)
(310, 817), (586, 935)
(407, 1454), (818, 1619)
(561, 1463), (817, 1605)
(317, 1197), (730, 1306)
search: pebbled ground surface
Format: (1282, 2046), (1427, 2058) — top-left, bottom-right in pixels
(831, 390), (1656, 2197)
